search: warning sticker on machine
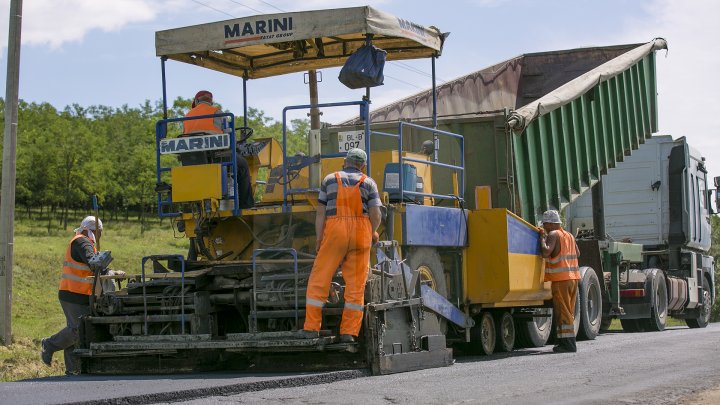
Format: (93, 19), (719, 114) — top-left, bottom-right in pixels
(385, 172), (400, 189)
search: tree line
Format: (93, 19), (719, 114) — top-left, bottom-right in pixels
(0, 98), (309, 230)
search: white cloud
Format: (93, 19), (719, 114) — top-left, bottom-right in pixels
(612, 0), (720, 176)
(0, 0), (190, 50)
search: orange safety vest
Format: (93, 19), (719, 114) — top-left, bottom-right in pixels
(183, 103), (222, 134)
(544, 228), (581, 282)
(59, 234), (97, 296)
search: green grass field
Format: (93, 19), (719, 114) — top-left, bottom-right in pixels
(0, 215), (186, 381)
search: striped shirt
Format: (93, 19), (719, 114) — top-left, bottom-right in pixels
(318, 167), (382, 216)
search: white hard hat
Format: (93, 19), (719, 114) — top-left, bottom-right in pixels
(77, 216), (103, 232)
(541, 210), (562, 224)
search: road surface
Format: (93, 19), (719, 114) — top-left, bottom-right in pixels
(2, 323), (719, 404)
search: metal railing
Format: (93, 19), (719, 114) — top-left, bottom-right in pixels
(369, 123), (465, 202)
(279, 101), (464, 207)
(397, 121), (465, 203)
(154, 113), (239, 217)
(281, 101), (370, 210)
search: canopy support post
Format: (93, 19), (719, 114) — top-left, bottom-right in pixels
(160, 56), (168, 120)
(432, 54), (438, 162)
(243, 70), (248, 128)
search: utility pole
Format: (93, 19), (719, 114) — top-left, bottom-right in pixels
(0, 0), (23, 345)
(307, 69), (321, 188)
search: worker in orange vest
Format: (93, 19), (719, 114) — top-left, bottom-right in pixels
(183, 90), (254, 209)
(299, 148), (383, 343)
(540, 210), (581, 353)
(41, 216), (106, 374)
(183, 90), (224, 135)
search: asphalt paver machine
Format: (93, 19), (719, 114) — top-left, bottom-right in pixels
(78, 6), (473, 375)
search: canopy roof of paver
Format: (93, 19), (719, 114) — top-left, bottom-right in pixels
(155, 6), (446, 79)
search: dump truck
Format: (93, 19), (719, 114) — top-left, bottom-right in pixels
(566, 135), (716, 332)
(76, 6), (714, 375)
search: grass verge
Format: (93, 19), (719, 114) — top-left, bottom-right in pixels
(1, 215), (185, 381)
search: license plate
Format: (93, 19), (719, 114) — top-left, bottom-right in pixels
(338, 130), (366, 153)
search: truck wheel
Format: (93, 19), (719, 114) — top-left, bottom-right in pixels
(494, 312), (515, 352)
(407, 247), (447, 333)
(514, 308), (552, 348)
(407, 247), (447, 297)
(644, 270), (668, 331)
(469, 311), (495, 355)
(577, 268), (602, 340)
(686, 276), (711, 329)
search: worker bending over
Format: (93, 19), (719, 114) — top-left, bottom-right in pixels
(540, 210), (580, 353)
(300, 148), (383, 343)
(41, 216), (106, 374)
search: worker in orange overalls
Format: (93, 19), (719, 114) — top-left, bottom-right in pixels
(299, 148), (383, 343)
(540, 209), (581, 353)
(41, 216), (107, 374)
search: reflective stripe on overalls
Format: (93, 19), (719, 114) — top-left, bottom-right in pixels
(545, 228), (580, 339)
(59, 234), (97, 296)
(304, 172), (372, 336)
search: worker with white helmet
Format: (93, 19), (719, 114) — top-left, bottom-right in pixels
(41, 216), (106, 374)
(540, 210), (581, 353)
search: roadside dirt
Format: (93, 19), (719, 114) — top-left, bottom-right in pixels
(682, 385), (720, 405)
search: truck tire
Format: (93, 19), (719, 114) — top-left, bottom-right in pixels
(469, 311), (495, 355)
(494, 312), (515, 352)
(577, 268), (602, 340)
(406, 247), (447, 332)
(686, 276), (711, 329)
(514, 308), (552, 348)
(644, 270), (668, 332)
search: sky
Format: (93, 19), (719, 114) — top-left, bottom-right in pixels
(0, 0), (719, 179)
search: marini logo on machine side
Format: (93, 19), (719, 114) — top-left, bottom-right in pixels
(224, 17), (294, 45)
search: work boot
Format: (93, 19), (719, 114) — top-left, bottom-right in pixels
(40, 338), (52, 366)
(296, 330), (319, 339)
(338, 334), (356, 344)
(552, 338), (577, 353)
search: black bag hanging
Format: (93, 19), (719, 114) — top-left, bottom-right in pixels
(338, 44), (387, 89)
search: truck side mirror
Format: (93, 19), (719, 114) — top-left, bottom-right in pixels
(710, 190), (717, 215)
(714, 176), (720, 188)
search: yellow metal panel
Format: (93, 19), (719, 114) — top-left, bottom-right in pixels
(171, 164), (222, 202)
(464, 208), (551, 305)
(507, 253), (552, 301)
(474, 186), (492, 209)
(464, 209), (509, 303)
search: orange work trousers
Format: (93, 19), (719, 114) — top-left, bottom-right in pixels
(304, 216), (372, 336)
(552, 279), (578, 339)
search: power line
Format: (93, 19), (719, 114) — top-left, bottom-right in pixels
(392, 61), (447, 83)
(191, 0), (236, 18)
(257, 0), (286, 12)
(384, 74), (422, 89)
(226, 0), (264, 14)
